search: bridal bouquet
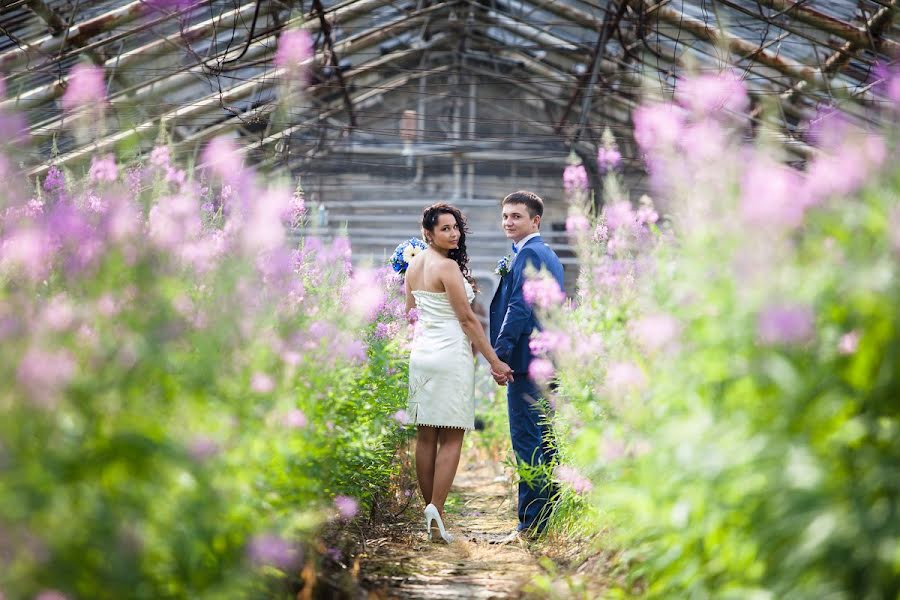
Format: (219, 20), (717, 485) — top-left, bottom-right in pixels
(390, 237), (427, 274)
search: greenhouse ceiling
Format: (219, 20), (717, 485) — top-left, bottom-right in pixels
(1, 0), (897, 177)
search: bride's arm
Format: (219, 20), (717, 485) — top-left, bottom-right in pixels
(441, 262), (513, 382)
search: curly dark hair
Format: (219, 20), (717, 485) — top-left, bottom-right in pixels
(422, 202), (476, 290)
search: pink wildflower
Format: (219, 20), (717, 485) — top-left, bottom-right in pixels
(392, 409), (408, 423)
(528, 358), (555, 384)
(740, 158), (806, 228)
(676, 70), (749, 117)
(348, 268), (385, 322)
(605, 361), (647, 394)
(251, 372), (275, 393)
(554, 465), (593, 495)
(284, 408), (307, 429)
(334, 495), (359, 520)
(597, 146), (622, 172)
(17, 347), (76, 408)
(565, 213), (590, 233)
(201, 136), (243, 182)
(275, 29), (314, 76)
(187, 436), (219, 462)
(247, 534), (300, 570)
(522, 276), (565, 309)
(632, 103), (686, 153)
(602, 201), (635, 231)
(631, 313), (679, 353)
(0, 227), (50, 282)
(563, 164), (589, 194)
(88, 153), (117, 183)
(529, 330), (570, 357)
(838, 330), (860, 355)
(61, 64), (106, 111)
(757, 304), (814, 345)
(592, 223), (608, 243)
(150, 145), (171, 169)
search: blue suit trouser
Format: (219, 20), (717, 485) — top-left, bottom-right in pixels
(507, 375), (557, 532)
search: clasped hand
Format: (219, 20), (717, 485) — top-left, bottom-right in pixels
(490, 361), (514, 386)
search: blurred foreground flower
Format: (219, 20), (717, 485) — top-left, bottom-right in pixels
(247, 534), (300, 570)
(554, 465), (592, 495)
(334, 495), (359, 520)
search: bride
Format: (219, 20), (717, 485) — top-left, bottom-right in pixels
(404, 203), (514, 543)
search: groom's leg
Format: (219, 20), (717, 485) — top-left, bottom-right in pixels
(507, 376), (553, 532)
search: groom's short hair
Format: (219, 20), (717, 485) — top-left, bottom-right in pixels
(502, 191), (544, 219)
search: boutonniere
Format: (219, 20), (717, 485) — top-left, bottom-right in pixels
(495, 254), (511, 277)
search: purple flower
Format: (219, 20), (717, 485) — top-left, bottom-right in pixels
(522, 276), (565, 309)
(275, 29), (314, 76)
(563, 164), (589, 194)
(374, 322), (391, 339)
(565, 214), (590, 233)
(334, 495), (359, 520)
(676, 70), (749, 117)
(756, 304), (814, 345)
(592, 223), (609, 243)
(251, 372), (275, 393)
(633, 103), (686, 153)
(43, 166), (66, 195)
(149, 145), (171, 169)
(597, 146), (622, 172)
(740, 158), (806, 229)
(201, 136), (243, 182)
(392, 409), (408, 423)
(187, 436), (220, 462)
(284, 408), (307, 429)
(343, 339), (367, 363)
(247, 534), (300, 570)
(528, 358), (555, 384)
(88, 153), (118, 183)
(61, 64), (106, 111)
(17, 347), (76, 409)
(1, 227), (51, 282)
(287, 189), (305, 224)
(631, 313), (679, 353)
(529, 330), (570, 357)
(605, 361), (646, 394)
(636, 204), (658, 226)
(602, 201), (635, 231)
(348, 268), (385, 322)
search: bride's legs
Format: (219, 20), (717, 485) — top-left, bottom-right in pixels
(415, 426), (439, 505)
(430, 428), (465, 515)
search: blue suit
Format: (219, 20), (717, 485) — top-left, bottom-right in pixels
(489, 235), (565, 533)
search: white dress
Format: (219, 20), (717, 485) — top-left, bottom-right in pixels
(406, 280), (476, 430)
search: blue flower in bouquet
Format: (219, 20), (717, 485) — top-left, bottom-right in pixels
(495, 254), (511, 277)
(390, 237), (427, 274)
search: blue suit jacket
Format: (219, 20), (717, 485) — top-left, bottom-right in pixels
(489, 235), (565, 374)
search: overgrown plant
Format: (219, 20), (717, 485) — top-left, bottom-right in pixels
(0, 76), (411, 597)
(537, 68), (899, 598)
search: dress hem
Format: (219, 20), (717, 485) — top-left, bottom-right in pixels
(410, 422), (473, 431)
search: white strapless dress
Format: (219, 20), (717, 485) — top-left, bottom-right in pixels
(406, 281), (476, 430)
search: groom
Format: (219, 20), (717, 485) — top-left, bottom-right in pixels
(489, 190), (565, 538)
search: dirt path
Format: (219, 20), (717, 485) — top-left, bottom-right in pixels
(350, 455), (540, 599)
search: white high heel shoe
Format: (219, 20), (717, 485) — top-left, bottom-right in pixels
(424, 503), (453, 543)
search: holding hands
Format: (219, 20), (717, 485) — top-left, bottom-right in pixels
(490, 359), (514, 386)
